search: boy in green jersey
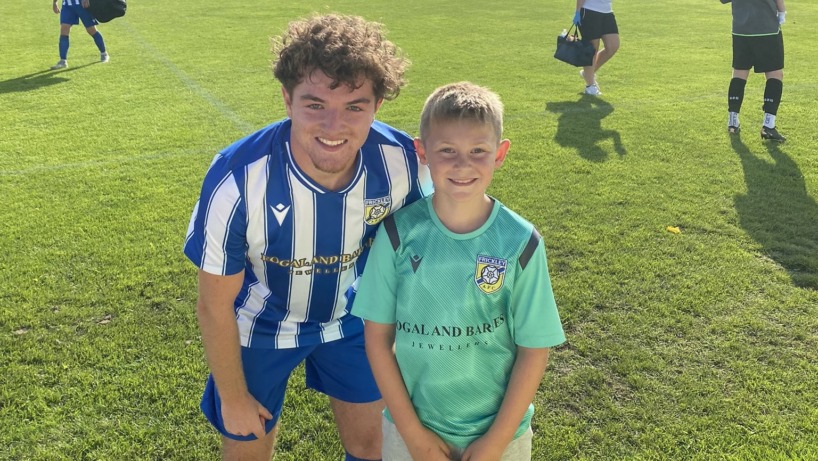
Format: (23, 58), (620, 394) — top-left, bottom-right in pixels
(354, 82), (566, 461)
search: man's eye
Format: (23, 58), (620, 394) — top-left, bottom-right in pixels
(307, 104), (322, 110)
(348, 106), (364, 112)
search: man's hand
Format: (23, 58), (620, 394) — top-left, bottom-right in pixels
(81, 0), (90, 8)
(53, 2), (60, 14)
(404, 427), (452, 461)
(573, 10), (582, 26)
(221, 393), (273, 440)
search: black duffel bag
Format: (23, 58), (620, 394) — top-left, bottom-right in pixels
(86, 0), (127, 23)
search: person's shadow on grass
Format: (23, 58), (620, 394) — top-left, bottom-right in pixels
(546, 95), (626, 162)
(732, 135), (818, 289)
(0, 63), (95, 94)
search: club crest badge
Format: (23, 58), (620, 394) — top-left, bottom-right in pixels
(364, 197), (392, 225)
(474, 255), (507, 294)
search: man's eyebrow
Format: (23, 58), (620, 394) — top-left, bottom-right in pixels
(298, 94), (372, 105)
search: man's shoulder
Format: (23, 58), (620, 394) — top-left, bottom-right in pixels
(363, 120), (414, 151)
(218, 119), (289, 171)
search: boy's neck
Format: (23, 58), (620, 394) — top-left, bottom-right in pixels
(431, 194), (494, 234)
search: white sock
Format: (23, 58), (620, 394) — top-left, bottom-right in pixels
(728, 112), (739, 128)
(763, 113), (776, 129)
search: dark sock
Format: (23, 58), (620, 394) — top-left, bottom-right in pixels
(727, 77), (746, 113)
(91, 31), (106, 53)
(762, 78), (783, 116)
(59, 35), (69, 60)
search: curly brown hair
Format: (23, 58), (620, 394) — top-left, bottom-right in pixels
(272, 14), (409, 101)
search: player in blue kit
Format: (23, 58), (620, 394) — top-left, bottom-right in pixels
(355, 82), (566, 461)
(51, 0), (109, 70)
(184, 14), (429, 461)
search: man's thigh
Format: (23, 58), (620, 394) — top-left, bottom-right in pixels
(304, 329), (381, 403)
(201, 345), (314, 441)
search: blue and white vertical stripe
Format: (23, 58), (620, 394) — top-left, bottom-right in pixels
(184, 119), (428, 349)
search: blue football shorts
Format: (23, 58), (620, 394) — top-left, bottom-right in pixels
(200, 328), (381, 441)
(60, 5), (99, 28)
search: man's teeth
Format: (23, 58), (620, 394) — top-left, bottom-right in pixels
(319, 138), (345, 146)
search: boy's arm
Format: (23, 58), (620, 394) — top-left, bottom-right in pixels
(461, 347), (551, 461)
(364, 320), (452, 461)
(197, 269), (272, 439)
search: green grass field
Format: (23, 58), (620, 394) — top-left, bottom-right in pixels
(2, 0), (817, 459)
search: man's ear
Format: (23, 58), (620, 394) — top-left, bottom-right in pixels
(374, 98), (384, 114)
(494, 139), (511, 168)
(281, 86), (293, 118)
(414, 138), (429, 165)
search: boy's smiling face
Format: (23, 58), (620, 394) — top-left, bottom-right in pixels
(415, 119), (509, 207)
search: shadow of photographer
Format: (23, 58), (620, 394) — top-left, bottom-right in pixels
(546, 94), (626, 163)
(732, 135), (818, 289)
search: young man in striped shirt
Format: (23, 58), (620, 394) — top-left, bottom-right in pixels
(50, 0), (109, 70)
(184, 14), (429, 461)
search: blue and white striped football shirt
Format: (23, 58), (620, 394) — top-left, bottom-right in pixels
(62, 0), (84, 6)
(184, 119), (430, 349)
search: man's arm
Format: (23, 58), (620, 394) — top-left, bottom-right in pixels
(197, 269), (272, 439)
(461, 347), (551, 461)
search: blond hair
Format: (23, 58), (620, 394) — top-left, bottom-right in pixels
(419, 82), (504, 142)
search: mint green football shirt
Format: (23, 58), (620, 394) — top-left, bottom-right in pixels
(354, 196), (566, 448)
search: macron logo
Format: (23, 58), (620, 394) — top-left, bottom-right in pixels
(410, 255), (422, 273)
(271, 204), (290, 226)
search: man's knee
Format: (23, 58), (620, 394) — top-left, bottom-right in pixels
(221, 424), (279, 461)
(85, 26), (98, 35)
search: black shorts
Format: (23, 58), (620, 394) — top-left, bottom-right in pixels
(732, 32), (784, 73)
(579, 9), (619, 41)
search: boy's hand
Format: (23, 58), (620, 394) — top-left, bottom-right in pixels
(572, 10), (582, 26)
(404, 427), (452, 461)
(221, 393), (273, 440)
(461, 434), (506, 461)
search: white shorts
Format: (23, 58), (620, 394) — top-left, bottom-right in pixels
(381, 415), (534, 461)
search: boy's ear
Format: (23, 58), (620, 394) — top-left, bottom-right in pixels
(494, 139), (511, 168)
(414, 138), (429, 165)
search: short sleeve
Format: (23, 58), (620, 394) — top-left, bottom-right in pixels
(509, 238), (566, 348)
(183, 154), (248, 275)
(351, 220), (400, 324)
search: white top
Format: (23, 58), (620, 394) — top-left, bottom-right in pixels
(583, 0), (613, 14)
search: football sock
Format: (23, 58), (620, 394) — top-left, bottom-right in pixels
(344, 453), (380, 461)
(727, 77), (746, 113)
(91, 31), (106, 53)
(763, 113), (777, 129)
(729, 112), (740, 128)
(59, 35), (69, 60)
(762, 78), (783, 122)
